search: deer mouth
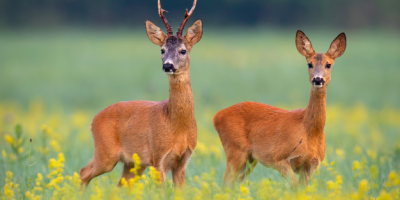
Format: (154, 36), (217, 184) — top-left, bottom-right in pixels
(163, 68), (176, 75)
(312, 77), (325, 88)
(162, 64), (177, 75)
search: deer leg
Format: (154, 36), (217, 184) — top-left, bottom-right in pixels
(238, 157), (257, 182)
(172, 164), (187, 188)
(223, 151), (248, 187)
(299, 164), (311, 187)
(80, 153), (119, 189)
(172, 150), (192, 188)
(118, 164), (147, 187)
(275, 160), (298, 189)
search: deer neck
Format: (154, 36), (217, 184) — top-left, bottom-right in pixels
(303, 87), (327, 136)
(166, 65), (195, 130)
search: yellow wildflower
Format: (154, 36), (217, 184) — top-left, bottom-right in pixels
(6, 171), (13, 180)
(358, 179), (369, 193)
(128, 177), (138, 187)
(73, 172), (82, 188)
(50, 140), (61, 152)
(4, 135), (15, 145)
(367, 149), (377, 160)
(47, 170), (58, 179)
(353, 161), (361, 171)
(2, 149), (7, 158)
(354, 145), (363, 154)
(130, 153), (141, 175)
(240, 183), (250, 196)
(336, 175), (343, 185)
(132, 153), (141, 165)
(385, 171), (400, 187)
(18, 147), (24, 153)
(326, 181), (335, 192)
(335, 148), (345, 159)
(213, 193), (230, 200)
(388, 171), (397, 181)
(36, 173), (43, 183)
(26, 190), (34, 199)
(49, 159), (58, 169)
(120, 177), (128, 188)
(194, 175), (201, 184)
(56, 173), (64, 183)
(149, 166), (162, 185)
(4, 183), (14, 199)
(41, 124), (53, 135)
(201, 182), (211, 197)
(376, 190), (392, 200)
(89, 186), (103, 200)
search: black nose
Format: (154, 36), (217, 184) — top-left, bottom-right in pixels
(162, 63), (176, 73)
(312, 77), (325, 86)
(163, 63), (173, 69)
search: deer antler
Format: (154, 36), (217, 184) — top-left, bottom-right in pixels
(158, 0), (173, 37)
(176, 0), (197, 37)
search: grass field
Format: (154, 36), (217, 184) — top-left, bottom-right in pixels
(0, 28), (400, 199)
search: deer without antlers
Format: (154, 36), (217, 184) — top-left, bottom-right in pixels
(80, 0), (202, 188)
(213, 30), (346, 188)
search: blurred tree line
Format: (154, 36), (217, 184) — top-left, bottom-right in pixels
(0, 0), (399, 29)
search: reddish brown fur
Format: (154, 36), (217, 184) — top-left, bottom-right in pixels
(80, 0), (202, 189)
(213, 30), (346, 188)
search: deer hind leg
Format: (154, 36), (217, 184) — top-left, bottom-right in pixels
(223, 150), (249, 187)
(118, 163), (147, 187)
(238, 156), (258, 182)
(275, 160), (299, 189)
(80, 152), (119, 189)
(299, 164), (311, 187)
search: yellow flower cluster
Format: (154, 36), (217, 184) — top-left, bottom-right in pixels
(239, 183), (251, 200)
(148, 166), (162, 186)
(4, 171), (19, 200)
(41, 124), (62, 153)
(327, 175), (343, 197)
(351, 179), (369, 200)
(4, 135), (15, 145)
(385, 171), (400, 188)
(1, 102), (400, 200)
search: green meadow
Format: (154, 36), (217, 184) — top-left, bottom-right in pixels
(0, 28), (399, 199)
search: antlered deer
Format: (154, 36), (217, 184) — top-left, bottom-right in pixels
(80, 0), (202, 188)
(213, 30), (346, 188)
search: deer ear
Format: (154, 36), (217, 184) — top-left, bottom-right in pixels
(185, 19), (202, 46)
(145, 20), (167, 46)
(327, 32), (346, 59)
(296, 30), (315, 57)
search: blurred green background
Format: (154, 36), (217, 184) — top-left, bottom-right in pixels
(1, 0), (399, 110)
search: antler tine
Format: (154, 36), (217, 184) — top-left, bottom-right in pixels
(176, 0), (197, 37)
(158, 0), (173, 36)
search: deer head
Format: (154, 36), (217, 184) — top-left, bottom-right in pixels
(296, 30), (346, 89)
(145, 0), (202, 76)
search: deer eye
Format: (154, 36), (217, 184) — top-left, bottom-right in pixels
(326, 64), (331, 69)
(180, 50), (186, 55)
(161, 49), (165, 54)
(308, 63), (313, 69)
